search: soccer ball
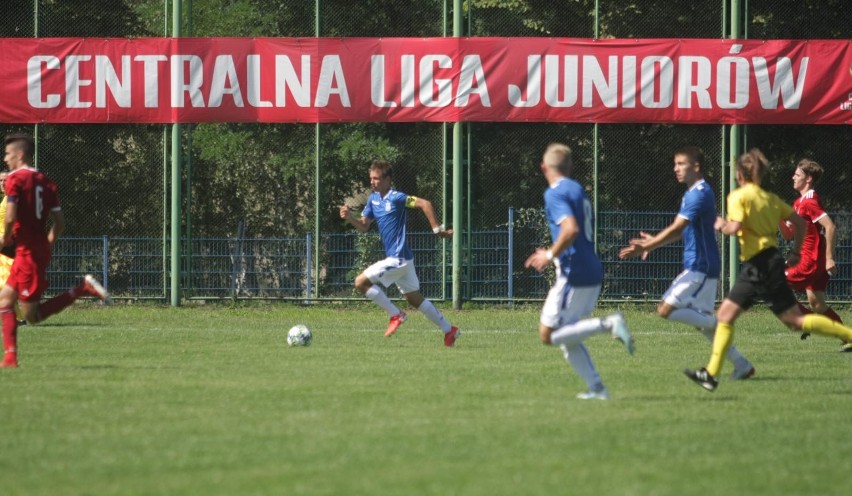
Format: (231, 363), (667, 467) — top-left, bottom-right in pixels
(287, 324), (313, 347)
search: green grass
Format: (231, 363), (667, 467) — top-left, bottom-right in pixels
(1, 303), (850, 496)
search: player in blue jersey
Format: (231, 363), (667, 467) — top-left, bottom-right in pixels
(525, 143), (634, 401)
(340, 160), (460, 346)
(619, 146), (755, 380)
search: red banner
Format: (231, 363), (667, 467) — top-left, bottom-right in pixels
(0, 37), (850, 124)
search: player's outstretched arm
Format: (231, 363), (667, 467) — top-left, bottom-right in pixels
(411, 197), (453, 238)
(339, 205), (371, 233)
(618, 216), (687, 260)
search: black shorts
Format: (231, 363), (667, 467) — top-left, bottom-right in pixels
(726, 247), (798, 314)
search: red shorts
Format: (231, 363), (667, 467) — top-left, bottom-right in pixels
(786, 257), (829, 292)
(6, 248), (51, 302)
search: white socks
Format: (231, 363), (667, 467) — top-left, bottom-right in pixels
(550, 318), (607, 347)
(669, 308), (749, 365)
(418, 299), (452, 332)
(561, 343), (603, 390)
(668, 308), (715, 329)
(365, 285), (400, 316)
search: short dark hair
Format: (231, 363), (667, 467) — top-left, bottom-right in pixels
(673, 146), (705, 169)
(4, 133), (35, 162)
(370, 159), (393, 179)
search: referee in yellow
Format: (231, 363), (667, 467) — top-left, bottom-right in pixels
(685, 149), (852, 392)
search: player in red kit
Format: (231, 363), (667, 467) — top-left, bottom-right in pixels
(1, 133), (109, 368)
(778, 159), (848, 351)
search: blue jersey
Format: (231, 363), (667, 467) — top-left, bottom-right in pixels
(544, 177), (603, 287)
(362, 189), (414, 260)
(677, 179), (721, 277)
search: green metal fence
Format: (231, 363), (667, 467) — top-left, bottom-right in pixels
(1, 0), (850, 304)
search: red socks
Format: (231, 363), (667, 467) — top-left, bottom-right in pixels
(1, 307), (18, 366)
(37, 290), (77, 322)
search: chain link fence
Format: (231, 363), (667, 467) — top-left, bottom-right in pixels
(1, 0), (849, 302)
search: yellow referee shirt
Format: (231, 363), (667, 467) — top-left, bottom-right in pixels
(0, 196), (12, 284)
(727, 182), (794, 261)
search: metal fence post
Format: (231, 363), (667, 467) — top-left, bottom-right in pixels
(102, 236), (109, 290)
(306, 232), (313, 300)
(508, 207), (514, 304)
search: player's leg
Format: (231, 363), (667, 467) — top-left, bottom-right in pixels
(684, 266), (755, 392)
(806, 289), (842, 323)
(659, 271), (717, 329)
(32, 275), (109, 323)
(772, 260), (852, 342)
(779, 306), (852, 343)
(561, 343), (608, 400)
(544, 285), (634, 354)
(662, 274), (754, 378)
(786, 266), (816, 339)
(0, 284), (20, 368)
(398, 263), (459, 346)
(540, 283), (625, 399)
(0, 254), (24, 324)
(358, 259), (404, 333)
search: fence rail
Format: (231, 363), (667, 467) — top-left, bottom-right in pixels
(47, 209), (852, 303)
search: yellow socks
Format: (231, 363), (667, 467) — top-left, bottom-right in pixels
(706, 322), (734, 378)
(802, 314), (852, 341)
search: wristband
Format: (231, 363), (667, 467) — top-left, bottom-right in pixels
(433, 225), (444, 234)
(545, 249), (554, 261)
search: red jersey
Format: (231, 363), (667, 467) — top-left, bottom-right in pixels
(792, 189), (827, 267)
(4, 166), (61, 252)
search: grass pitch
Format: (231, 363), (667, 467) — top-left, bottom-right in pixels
(1, 303), (850, 496)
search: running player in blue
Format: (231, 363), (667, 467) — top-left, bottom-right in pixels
(619, 146), (755, 380)
(525, 143), (634, 400)
(340, 160), (460, 346)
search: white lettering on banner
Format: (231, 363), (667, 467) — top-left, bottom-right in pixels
(717, 56), (750, 109)
(27, 55), (60, 108)
(508, 55), (541, 107)
(315, 55), (349, 107)
(371, 54), (490, 108)
(544, 55), (578, 107)
(66, 55), (92, 108)
(753, 57), (808, 109)
(247, 55), (272, 107)
(583, 55), (619, 108)
(456, 55), (490, 106)
(22, 51), (810, 112)
(507, 54), (808, 110)
(640, 56), (673, 108)
(419, 55), (452, 107)
(134, 55), (168, 108)
(678, 56), (712, 109)
(95, 55), (131, 108)
(275, 54), (354, 107)
(209, 55), (243, 107)
(275, 54), (310, 107)
(171, 55), (204, 107)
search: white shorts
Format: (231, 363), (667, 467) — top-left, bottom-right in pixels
(662, 270), (717, 314)
(363, 257), (421, 294)
(540, 274), (601, 329)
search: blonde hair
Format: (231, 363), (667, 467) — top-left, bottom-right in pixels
(543, 143), (572, 176)
(736, 148), (769, 183)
